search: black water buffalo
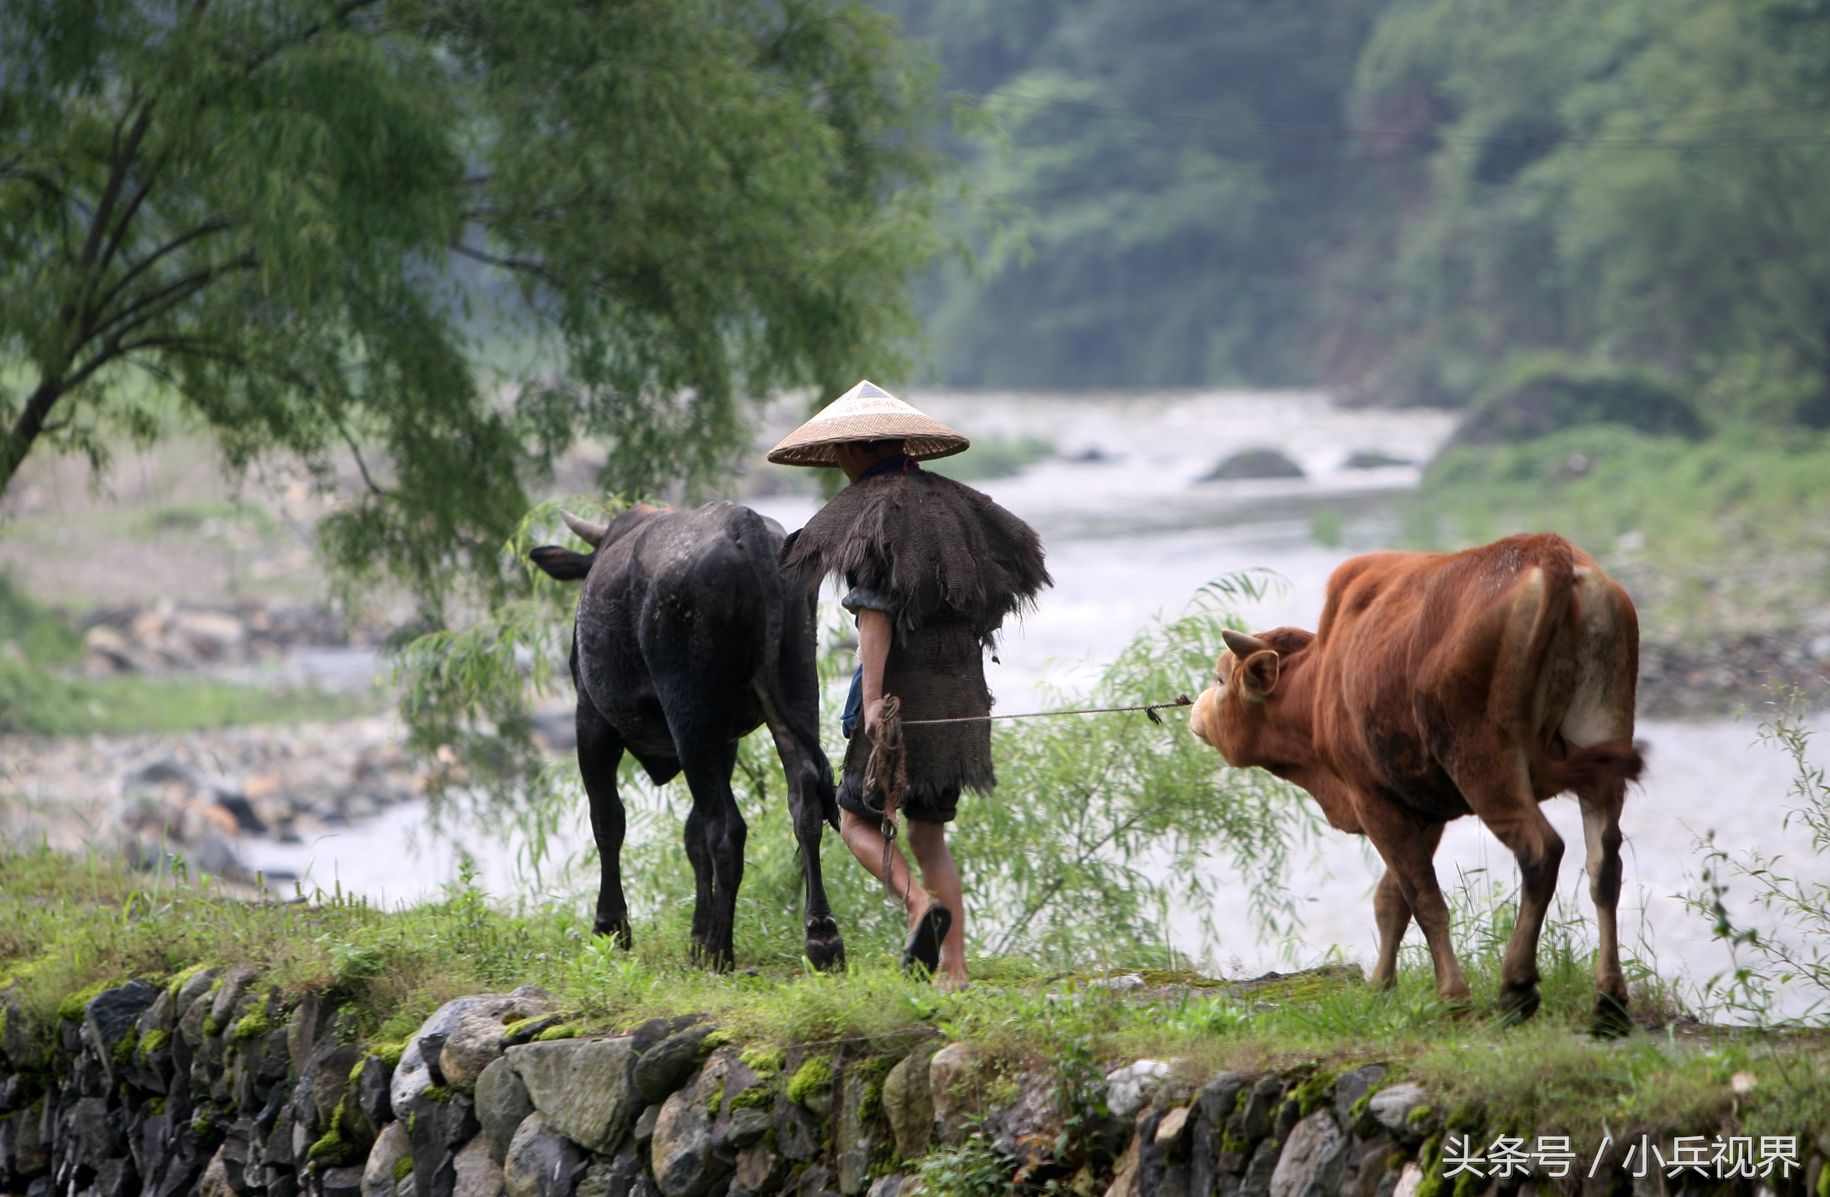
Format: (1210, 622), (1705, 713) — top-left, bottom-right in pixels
(530, 501), (844, 970)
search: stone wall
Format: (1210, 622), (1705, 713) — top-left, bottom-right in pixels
(0, 976), (1823, 1197)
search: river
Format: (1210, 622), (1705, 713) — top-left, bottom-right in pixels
(243, 389), (1830, 1019)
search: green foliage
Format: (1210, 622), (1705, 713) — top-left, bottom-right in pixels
(1682, 689), (1830, 1023)
(1, 0), (952, 618)
(1410, 428), (1830, 631)
(903, 0), (1379, 389)
(915, 1131), (1016, 1196)
(1449, 354), (1704, 448)
(880, 0), (1830, 413)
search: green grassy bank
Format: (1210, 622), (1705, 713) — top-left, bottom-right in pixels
(1400, 427), (1830, 635)
(3, 846), (1826, 1147)
(0, 575), (367, 735)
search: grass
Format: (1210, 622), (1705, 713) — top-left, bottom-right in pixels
(1406, 426), (1830, 632)
(2, 844), (1826, 1143)
(0, 663), (369, 735)
(0, 572), (370, 735)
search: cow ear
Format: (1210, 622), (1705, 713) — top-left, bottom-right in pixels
(1238, 649), (1280, 702)
(530, 545), (594, 581)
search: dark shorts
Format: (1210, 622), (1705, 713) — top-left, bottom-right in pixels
(837, 770), (960, 826)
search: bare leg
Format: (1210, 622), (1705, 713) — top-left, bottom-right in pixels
(905, 819), (967, 990)
(841, 809), (962, 981)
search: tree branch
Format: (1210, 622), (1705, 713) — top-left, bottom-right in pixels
(75, 98), (156, 281)
(75, 252), (258, 357)
(88, 219), (233, 326)
(90, 152), (170, 292)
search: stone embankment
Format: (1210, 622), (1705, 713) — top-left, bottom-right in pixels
(3, 976), (1825, 1197)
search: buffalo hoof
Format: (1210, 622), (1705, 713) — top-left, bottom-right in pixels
(804, 917), (845, 973)
(595, 917), (634, 950)
(1496, 982), (1541, 1026)
(1591, 991), (1633, 1039)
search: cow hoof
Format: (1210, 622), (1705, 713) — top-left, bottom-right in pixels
(1496, 983), (1541, 1026)
(1590, 992), (1633, 1039)
(805, 918), (846, 973)
(595, 918), (634, 950)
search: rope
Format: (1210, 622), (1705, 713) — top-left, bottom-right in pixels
(863, 694), (910, 902)
(860, 693), (1191, 907)
(898, 694), (1193, 727)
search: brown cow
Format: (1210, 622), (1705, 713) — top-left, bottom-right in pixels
(1189, 533), (1643, 1033)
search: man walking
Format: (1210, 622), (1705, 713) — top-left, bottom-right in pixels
(770, 381), (1050, 988)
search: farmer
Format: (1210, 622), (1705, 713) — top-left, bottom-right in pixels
(771, 380), (1050, 988)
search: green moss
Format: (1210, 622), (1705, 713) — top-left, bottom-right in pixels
(111, 1027), (140, 1065)
(1451, 1159), (1488, 1197)
(706, 1079), (726, 1117)
(165, 964), (210, 1001)
(1291, 1067), (1339, 1117)
(1406, 1103), (1437, 1128)
(369, 1040), (407, 1068)
(535, 1023), (580, 1042)
(502, 1016), (547, 1040)
(858, 1078), (883, 1123)
(424, 1084), (454, 1104)
(306, 1124), (362, 1167)
(145, 1096), (165, 1116)
(1816, 1157), (1830, 1197)
(786, 1056), (833, 1106)
(728, 1083), (773, 1111)
(1411, 1134), (1446, 1197)
(57, 980), (112, 1023)
(230, 1007), (272, 1041)
(702, 1028), (732, 1050)
(394, 1157), (415, 1184)
(138, 1028), (171, 1061)
(201, 1017), (222, 1038)
(191, 1110), (216, 1137)
(740, 1047), (785, 1077)
(1220, 1129), (1251, 1156)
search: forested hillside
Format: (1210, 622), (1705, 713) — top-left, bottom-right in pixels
(883, 0), (1830, 422)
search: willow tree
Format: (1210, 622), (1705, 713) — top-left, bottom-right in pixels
(0, 0), (948, 609)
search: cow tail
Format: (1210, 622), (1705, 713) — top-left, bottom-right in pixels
(749, 520), (837, 824)
(1496, 536), (1576, 731)
(1539, 739), (1647, 793)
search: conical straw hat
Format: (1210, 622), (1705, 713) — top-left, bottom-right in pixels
(768, 380), (969, 467)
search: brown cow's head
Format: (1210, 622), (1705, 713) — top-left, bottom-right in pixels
(1189, 626), (1313, 766)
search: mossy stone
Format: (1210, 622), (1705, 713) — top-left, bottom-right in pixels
(786, 1056), (834, 1107)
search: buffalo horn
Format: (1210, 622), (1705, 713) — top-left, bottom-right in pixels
(561, 510), (609, 547)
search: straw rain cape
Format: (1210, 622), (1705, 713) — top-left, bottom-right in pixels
(783, 468), (1051, 799)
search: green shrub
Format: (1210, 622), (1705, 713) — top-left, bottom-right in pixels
(1448, 354), (1704, 448)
